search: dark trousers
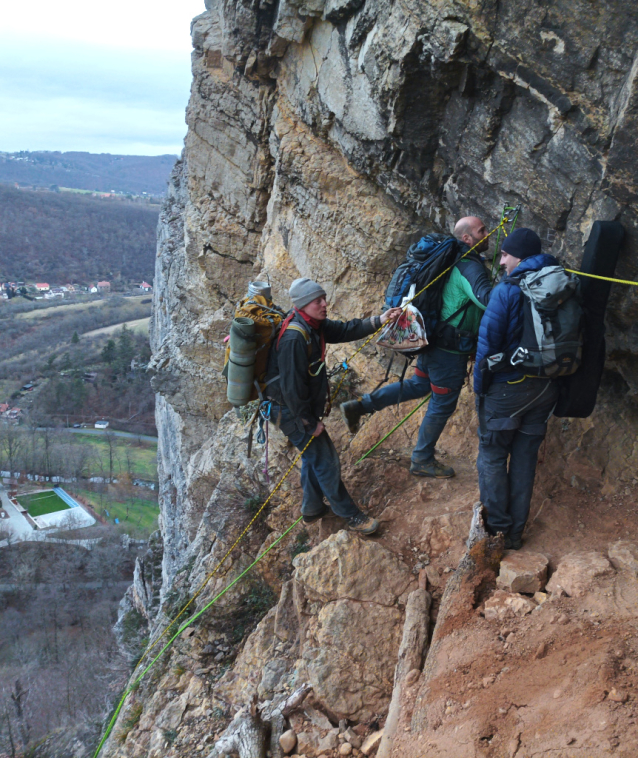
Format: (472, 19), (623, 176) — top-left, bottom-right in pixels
(361, 347), (469, 462)
(476, 378), (558, 538)
(271, 406), (360, 520)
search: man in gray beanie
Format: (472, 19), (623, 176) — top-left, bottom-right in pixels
(265, 279), (402, 535)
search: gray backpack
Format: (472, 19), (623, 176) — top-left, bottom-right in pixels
(510, 266), (584, 378)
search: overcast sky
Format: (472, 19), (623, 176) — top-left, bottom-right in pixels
(0, 0), (205, 155)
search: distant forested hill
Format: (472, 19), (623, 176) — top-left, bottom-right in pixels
(0, 185), (158, 283)
(0, 151), (176, 196)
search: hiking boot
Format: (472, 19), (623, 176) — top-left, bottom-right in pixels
(410, 458), (455, 478)
(504, 534), (523, 550)
(302, 505), (330, 524)
(340, 399), (367, 434)
(347, 512), (379, 535)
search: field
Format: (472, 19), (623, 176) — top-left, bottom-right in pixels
(16, 490), (70, 516)
(70, 433), (158, 480)
(70, 486), (159, 537)
(13, 295), (150, 321)
(83, 316), (150, 338)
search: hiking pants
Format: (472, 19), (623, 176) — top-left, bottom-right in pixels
(271, 406), (360, 520)
(476, 378), (559, 538)
(361, 347), (469, 463)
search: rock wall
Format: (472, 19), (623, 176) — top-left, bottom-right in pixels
(107, 2), (638, 757)
(148, 0), (638, 587)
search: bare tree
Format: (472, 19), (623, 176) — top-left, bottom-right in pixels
(10, 680), (29, 750)
(0, 425), (25, 478)
(103, 430), (119, 483)
(38, 426), (60, 478)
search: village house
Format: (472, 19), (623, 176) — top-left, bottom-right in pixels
(35, 283), (50, 292)
(136, 281), (152, 292)
(6, 408), (22, 422)
(97, 280), (111, 292)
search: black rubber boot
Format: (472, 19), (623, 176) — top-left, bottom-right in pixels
(504, 534), (523, 550)
(340, 399), (368, 434)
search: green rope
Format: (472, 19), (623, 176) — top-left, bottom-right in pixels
(93, 516), (304, 757)
(355, 393), (431, 465)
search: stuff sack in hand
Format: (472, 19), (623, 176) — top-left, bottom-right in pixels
(377, 286), (428, 354)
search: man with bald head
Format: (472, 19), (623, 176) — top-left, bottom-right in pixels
(341, 215), (493, 478)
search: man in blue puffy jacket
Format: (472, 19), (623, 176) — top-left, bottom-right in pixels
(474, 228), (559, 550)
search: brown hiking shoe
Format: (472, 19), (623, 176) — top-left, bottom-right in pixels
(348, 512), (379, 535)
(340, 399), (367, 434)
(410, 458), (455, 478)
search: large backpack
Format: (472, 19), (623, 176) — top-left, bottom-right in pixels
(385, 234), (462, 341)
(510, 266), (584, 378)
(223, 295), (286, 405)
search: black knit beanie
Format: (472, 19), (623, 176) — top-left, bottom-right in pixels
(501, 228), (542, 260)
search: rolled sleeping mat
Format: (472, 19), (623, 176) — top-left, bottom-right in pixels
(227, 317), (256, 407)
(554, 220), (625, 418)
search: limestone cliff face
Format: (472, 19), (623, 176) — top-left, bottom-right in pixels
(107, 2), (638, 756)
(147, 0), (638, 586)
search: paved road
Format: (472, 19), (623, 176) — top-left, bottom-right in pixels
(38, 427), (157, 442)
(0, 489), (34, 540)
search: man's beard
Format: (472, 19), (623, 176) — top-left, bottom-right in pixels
(474, 236), (489, 253)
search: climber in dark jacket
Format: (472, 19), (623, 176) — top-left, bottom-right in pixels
(340, 216), (493, 479)
(266, 277), (402, 535)
(474, 228), (560, 550)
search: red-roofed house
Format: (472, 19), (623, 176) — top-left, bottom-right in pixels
(0, 403), (9, 415)
(138, 281), (152, 292)
(35, 283), (50, 291)
(97, 280), (111, 292)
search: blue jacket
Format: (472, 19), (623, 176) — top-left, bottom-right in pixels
(474, 253), (559, 394)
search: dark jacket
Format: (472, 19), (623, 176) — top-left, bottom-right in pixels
(474, 253), (559, 394)
(266, 311), (380, 433)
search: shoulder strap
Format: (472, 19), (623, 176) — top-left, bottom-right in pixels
(284, 323), (312, 343)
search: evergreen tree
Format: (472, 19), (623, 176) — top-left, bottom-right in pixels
(101, 339), (116, 364)
(116, 324), (135, 374)
(71, 331), (79, 344)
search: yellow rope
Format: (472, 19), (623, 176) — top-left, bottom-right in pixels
(565, 269), (638, 286)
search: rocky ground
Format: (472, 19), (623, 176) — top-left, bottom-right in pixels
(101, 374), (638, 758)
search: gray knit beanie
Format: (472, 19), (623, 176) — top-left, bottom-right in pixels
(289, 278), (327, 309)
